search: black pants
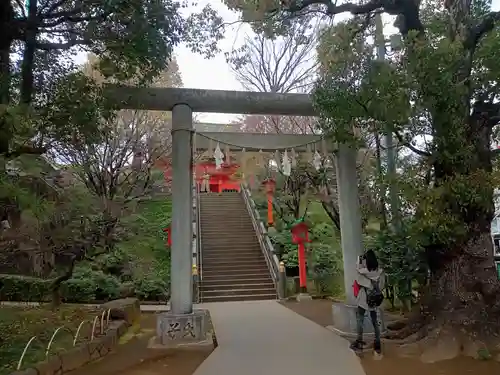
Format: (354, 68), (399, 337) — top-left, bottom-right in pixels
(356, 306), (381, 350)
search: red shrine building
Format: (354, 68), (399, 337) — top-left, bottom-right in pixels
(159, 158), (241, 193)
(158, 122), (245, 193)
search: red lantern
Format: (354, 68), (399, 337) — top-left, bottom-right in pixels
(290, 221), (310, 291)
(291, 221), (310, 244)
(163, 226), (172, 247)
(262, 178), (276, 226)
(262, 178), (276, 194)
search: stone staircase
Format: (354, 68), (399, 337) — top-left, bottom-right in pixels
(199, 192), (276, 302)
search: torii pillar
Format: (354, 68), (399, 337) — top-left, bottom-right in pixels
(169, 104), (194, 315)
(332, 143), (386, 336)
(104, 86), (373, 338)
(155, 104), (211, 347)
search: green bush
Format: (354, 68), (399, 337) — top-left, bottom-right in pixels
(65, 267), (121, 302)
(0, 269), (122, 303)
(133, 275), (169, 301)
(61, 278), (95, 303)
(96, 248), (133, 280)
(0, 274), (51, 302)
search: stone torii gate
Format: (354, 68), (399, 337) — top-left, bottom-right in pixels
(107, 86), (365, 344)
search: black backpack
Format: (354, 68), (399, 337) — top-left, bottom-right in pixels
(366, 279), (384, 308)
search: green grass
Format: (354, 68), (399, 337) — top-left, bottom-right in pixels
(118, 198), (172, 279)
(0, 306), (99, 375)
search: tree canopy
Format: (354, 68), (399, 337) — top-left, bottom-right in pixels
(224, 0), (500, 356)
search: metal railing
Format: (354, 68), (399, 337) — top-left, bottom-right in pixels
(196, 181), (202, 290)
(193, 178), (202, 303)
(240, 182), (283, 297)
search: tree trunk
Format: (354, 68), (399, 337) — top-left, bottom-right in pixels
(425, 229), (499, 328)
(408, 114), (500, 344)
(20, 0), (38, 105)
(321, 201), (340, 230)
(50, 256), (76, 309)
(373, 130), (388, 228)
(0, 1), (14, 156)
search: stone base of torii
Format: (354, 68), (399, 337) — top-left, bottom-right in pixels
(105, 86), (376, 346)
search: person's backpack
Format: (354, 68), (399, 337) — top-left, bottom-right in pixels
(366, 279), (384, 308)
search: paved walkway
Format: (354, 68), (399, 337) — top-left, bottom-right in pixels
(193, 300), (366, 375)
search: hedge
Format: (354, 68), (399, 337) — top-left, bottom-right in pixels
(0, 272), (170, 303)
(0, 274), (100, 303)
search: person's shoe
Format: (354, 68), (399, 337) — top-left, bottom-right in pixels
(350, 340), (364, 353)
(373, 341), (383, 360)
(373, 350), (383, 360)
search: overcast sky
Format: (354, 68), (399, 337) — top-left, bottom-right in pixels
(175, 0), (247, 124)
(78, 0), (500, 124)
(175, 0), (500, 124)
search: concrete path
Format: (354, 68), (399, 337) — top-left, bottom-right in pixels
(193, 300), (366, 375)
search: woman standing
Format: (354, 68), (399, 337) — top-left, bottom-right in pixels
(350, 249), (384, 358)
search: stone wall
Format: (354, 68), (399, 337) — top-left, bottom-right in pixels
(10, 320), (128, 375)
(9, 298), (141, 375)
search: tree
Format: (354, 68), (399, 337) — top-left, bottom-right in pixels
(225, 12), (382, 230)
(272, 160), (313, 224)
(0, 169), (108, 307)
(0, 0), (223, 158)
(237, 114), (318, 134)
(225, 0), (500, 355)
(55, 58), (181, 211)
(226, 19), (319, 93)
(226, 16), (320, 134)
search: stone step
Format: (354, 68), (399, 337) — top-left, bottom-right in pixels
(202, 263), (268, 272)
(201, 235), (257, 238)
(202, 245), (261, 251)
(203, 267), (269, 276)
(200, 197), (242, 202)
(202, 254), (264, 262)
(200, 204), (246, 207)
(203, 258), (266, 265)
(200, 200), (244, 204)
(201, 286), (276, 297)
(200, 293), (276, 303)
(200, 212), (247, 215)
(201, 232), (255, 237)
(201, 241), (259, 247)
(201, 282), (275, 291)
(203, 241), (259, 245)
(201, 232), (256, 236)
(202, 251), (262, 258)
(200, 204), (246, 208)
(200, 227), (255, 232)
(200, 223), (254, 228)
(201, 279), (273, 288)
(203, 241), (260, 247)
(202, 244), (259, 249)
(202, 248), (261, 254)
(202, 270), (271, 279)
(202, 235), (256, 238)
(200, 217), (252, 221)
(200, 207), (246, 210)
(200, 220), (253, 225)
(199, 210), (250, 214)
(200, 195), (242, 198)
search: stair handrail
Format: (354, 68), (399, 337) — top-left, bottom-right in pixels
(193, 178), (202, 303)
(240, 182), (281, 295)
